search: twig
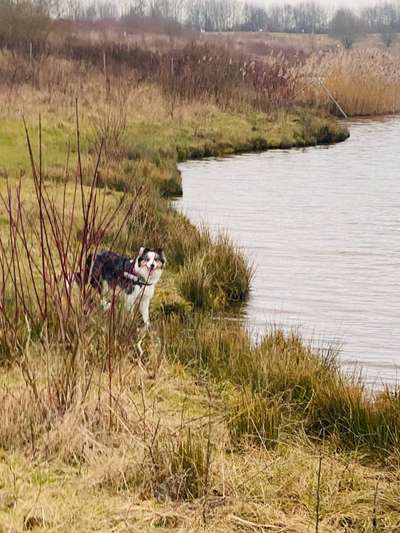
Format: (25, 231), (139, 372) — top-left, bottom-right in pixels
(315, 77), (348, 119)
(230, 515), (285, 530)
(372, 480), (379, 532)
(315, 453), (323, 533)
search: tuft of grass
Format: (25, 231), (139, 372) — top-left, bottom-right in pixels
(229, 392), (285, 449)
(308, 381), (400, 454)
(177, 234), (253, 311)
(148, 429), (211, 501)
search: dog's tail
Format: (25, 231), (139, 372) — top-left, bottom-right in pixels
(84, 253), (93, 285)
(65, 253), (93, 290)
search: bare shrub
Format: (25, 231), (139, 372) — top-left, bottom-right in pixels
(380, 30), (397, 48)
(329, 8), (363, 49)
(91, 105), (128, 162)
(0, 107), (141, 357)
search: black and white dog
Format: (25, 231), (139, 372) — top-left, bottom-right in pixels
(79, 247), (166, 325)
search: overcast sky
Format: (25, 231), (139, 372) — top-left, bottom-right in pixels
(263, 0), (397, 7)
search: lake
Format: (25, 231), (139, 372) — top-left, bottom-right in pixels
(177, 118), (400, 388)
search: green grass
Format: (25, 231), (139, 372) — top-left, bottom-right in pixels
(123, 108), (348, 166)
(176, 234), (253, 311)
(0, 119), (78, 176)
(0, 108), (348, 196)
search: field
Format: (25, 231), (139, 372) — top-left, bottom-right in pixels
(1, 22), (400, 532)
(204, 31), (400, 54)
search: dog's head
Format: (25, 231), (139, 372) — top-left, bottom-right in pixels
(135, 247), (166, 282)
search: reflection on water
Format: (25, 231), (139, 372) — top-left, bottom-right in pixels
(177, 118), (400, 388)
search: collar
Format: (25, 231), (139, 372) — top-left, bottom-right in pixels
(123, 271), (153, 287)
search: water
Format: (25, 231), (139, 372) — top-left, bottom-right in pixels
(176, 118), (400, 388)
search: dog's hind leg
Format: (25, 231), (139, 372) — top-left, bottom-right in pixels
(100, 281), (111, 310)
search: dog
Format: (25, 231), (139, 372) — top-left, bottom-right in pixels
(76, 247), (166, 325)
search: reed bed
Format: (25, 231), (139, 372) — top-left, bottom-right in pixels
(2, 34), (400, 119)
(302, 48), (400, 116)
(0, 41), (301, 114)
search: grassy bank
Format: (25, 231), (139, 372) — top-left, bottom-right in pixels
(0, 104), (348, 197)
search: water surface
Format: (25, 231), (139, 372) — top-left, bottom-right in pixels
(177, 118), (400, 388)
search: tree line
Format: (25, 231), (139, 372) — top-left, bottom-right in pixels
(2, 0), (400, 49)
(55, 0), (400, 34)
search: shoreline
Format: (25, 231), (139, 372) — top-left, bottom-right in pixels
(176, 116), (400, 392)
(160, 109), (350, 196)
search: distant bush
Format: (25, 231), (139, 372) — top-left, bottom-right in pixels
(57, 39), (301, 112)
(380, 29), (397, 48)
(329, 8), (363, 49)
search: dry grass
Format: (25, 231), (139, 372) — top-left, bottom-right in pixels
(1, 351), (400, 532)
(205, 31), (400, 56)
(164, 315), (400, 458)
(177, 234), (253, 311)
(0, 110), (394, 529)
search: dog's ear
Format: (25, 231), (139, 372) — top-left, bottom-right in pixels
(138, 246), (147, 258)
(157, 248), (167, 265)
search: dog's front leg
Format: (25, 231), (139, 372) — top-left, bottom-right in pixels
(124, 290), (138, 314)
(139, 295), (150, 326)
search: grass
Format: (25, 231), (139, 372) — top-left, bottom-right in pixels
(164, 315), (400, 458)
(0, 101), (348, 196)
(206, 30), (400, 55)
(177, 234), (253, 311)
(1, 119), (399, 527)
(2, 358), (400, 531)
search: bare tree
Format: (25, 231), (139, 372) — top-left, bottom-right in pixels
(0, 0), (52, 48)
(361, 2), (398, 32)
(330, 8), (363, 49)
(268, 3), (296, 32)
(240, 3), (269, 31)
(129, 0), (147, 17)
(292, 2), (327, 33)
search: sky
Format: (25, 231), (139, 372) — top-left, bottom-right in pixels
(263, 0), (395, 7)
